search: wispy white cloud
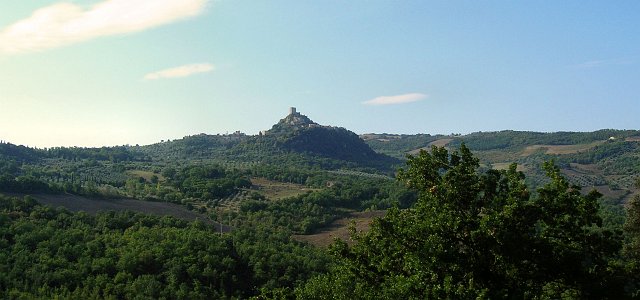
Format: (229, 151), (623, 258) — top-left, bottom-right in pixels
(0, 0), (209, 55)
(144, 63), (214, 80)
(575, 57), (636, 69)
(362, 93), (427, 106)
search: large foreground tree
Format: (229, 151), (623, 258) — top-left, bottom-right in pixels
(298, 145), (625, 299)
(623, 178), (640, 297)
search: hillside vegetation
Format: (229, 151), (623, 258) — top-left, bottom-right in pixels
(365, 130), (640, 207)
(1, 111), (640, 298)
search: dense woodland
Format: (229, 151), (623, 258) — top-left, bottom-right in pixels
(299, 145), (640, 299)
(2, 121), (640, 298)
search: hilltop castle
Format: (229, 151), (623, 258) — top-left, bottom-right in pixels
(259, 107), (321, 136)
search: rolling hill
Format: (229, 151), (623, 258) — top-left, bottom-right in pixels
(363, 130), (640, 205)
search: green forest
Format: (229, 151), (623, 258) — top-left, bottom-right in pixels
(2, 121), (640, 298)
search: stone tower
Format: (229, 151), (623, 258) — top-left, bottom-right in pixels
(289, 107), (297, 115)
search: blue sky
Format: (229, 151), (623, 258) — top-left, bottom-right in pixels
(0, 0), (639, 147)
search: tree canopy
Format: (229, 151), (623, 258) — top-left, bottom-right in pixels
(298, 145), (626, 299)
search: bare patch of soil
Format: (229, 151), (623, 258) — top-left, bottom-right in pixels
(521, 141), (603, 156)
(293, 210), (386, 247)
(408, 138), (454, 155)
(626, 136), (640, 142)
(250, 177), (316, 200)
(491, 162), (527, 172)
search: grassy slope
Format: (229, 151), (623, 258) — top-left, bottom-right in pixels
(293, 210), (386, 247)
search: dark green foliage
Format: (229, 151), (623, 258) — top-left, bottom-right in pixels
(136, 114), (399, 173)
(559, 141), (640, 175)
(449, 129), (640, 151)
(238, 177), (416, 235)
(232, 226), (332, 293)
(0, 195), (246, 298)
(230, 112), (400, 173)
(299, 145), (626, 299)
(0, 142), (43, 162)
(169, 164), (251, 200)
(0, 194), (329, 299)
(233, 132), (398, 173)
(366, 130), (640, 205)
(136, 133), (242, 161)
(251, 164), (314, 185)
(623, 179), (640, 297)
(1, 121), (638, 299)
(282, 127), (397, 169)
(0, 174), (57, 193)
(47, 146), (145, 162)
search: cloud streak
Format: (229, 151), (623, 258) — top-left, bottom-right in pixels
(575, 57), (636, 69)
(362, 93), (427, 106)
(144, 63), (214, 80)
(0, 0), (209, 55)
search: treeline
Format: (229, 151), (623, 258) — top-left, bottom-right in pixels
(46, 146), (146, 162)
(363, 134), (443, 158)
(1, 142), (148, 163)
(0, 143), (42, 162)
(135, 134), (243, 161)
(449, 129), (640, 151)
(0, 194), (330, 299)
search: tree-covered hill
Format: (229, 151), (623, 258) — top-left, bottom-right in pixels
(135, 133), (245, 161)
(365, 130), (640, 206)
(132, 109), (399, 173)
(2, 119), (640, 298)
(0, 142), (43, 162)
(364, 130), (640, 156)
(199, 110), (401, 173)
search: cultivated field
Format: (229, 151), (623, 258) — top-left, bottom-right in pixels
(293, 210), (386, 247)
(491, 162), (527, 172)
(250, 177), (316, 200)
(20, 193), (230, 232)
(520, 141), (603, 156)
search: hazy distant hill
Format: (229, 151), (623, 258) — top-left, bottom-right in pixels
(3, 112), (639, 205)
(364, 130), (640, 205)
